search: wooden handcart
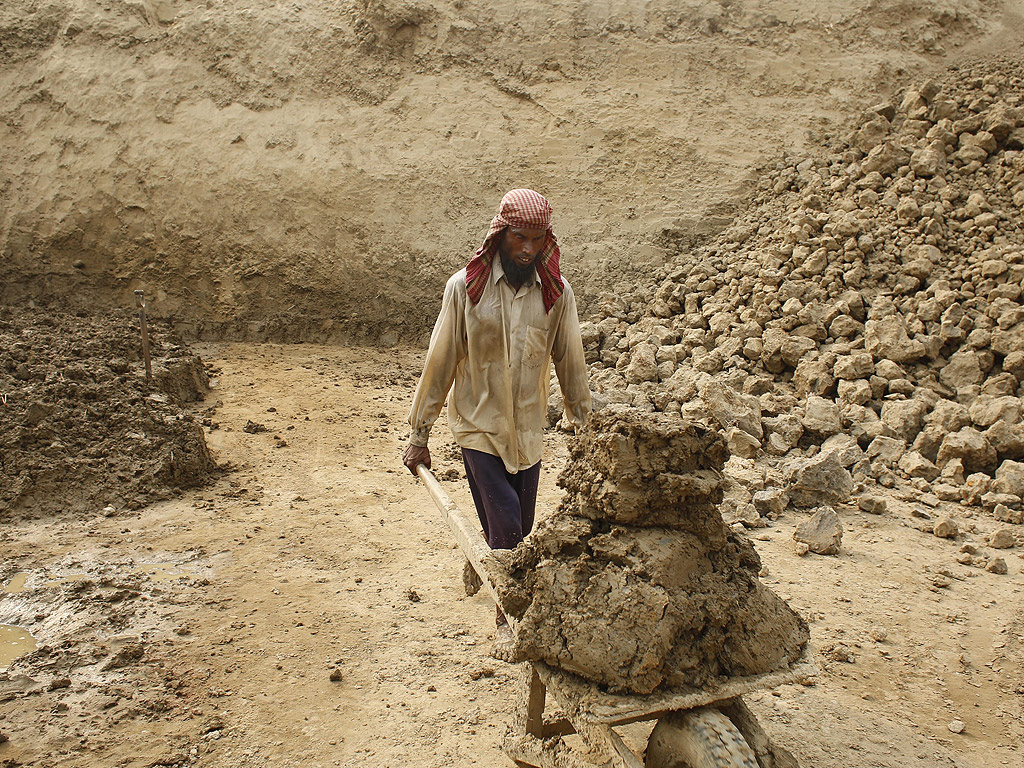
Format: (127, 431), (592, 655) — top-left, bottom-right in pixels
(416, 465), (816, 768)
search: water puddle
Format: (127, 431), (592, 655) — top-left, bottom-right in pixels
(3, 572), (29, 594)
(3, 564), (196, 594)
(4, 572), (89, 592)
(133, 563), (197, 581)
(45, 574), (90, 587)
(1, 562), (197, 667)
(0, 623), (37, 668)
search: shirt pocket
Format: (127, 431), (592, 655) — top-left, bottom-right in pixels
(521, 325), (549, 370)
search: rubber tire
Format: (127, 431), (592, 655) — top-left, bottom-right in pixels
(645, 707), (759, 768)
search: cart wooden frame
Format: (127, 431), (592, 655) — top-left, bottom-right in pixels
(416, 465), (816, 768)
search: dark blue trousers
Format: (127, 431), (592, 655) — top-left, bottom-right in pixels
(461, 448), (540, 550)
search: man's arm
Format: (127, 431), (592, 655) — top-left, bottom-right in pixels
(404, 274), (466, 474)
(551, 281), (592, 429)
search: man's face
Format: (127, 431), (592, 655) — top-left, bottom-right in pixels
(498, 226), (546, 284)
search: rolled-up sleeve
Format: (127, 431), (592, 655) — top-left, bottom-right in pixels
(409, 274), (466, 446)
(551, 282), (592, 429)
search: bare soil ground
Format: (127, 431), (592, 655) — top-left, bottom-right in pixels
(4, 2), (1024, 766)
(2, 343), (1021, 768)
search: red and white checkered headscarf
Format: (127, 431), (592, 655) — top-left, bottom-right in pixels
(466, 188), (564, 313)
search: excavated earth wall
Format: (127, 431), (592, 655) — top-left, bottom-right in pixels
(1, 0), (1013, 344)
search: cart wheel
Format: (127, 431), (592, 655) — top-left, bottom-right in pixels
(645, 707), (759, 768)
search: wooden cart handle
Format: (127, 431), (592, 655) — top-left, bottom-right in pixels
(415, 463), (519, 632)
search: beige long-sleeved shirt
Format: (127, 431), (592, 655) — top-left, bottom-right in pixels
(408, 261), (592, 473)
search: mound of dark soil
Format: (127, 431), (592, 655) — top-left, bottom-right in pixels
(0, 307), (216, 517)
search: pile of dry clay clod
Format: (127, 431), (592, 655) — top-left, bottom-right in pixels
(501, 406), (809, 695)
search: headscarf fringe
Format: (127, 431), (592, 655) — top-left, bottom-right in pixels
(465, 189), (564, 313)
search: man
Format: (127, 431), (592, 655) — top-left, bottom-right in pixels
(402, 189), (592, 644)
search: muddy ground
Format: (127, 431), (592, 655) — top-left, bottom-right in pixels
(1, 343), (1021, 768)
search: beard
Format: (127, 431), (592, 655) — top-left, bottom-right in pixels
(500, 251), (537, 286)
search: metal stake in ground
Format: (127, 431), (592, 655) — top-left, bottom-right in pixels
(134, 289), (152, 384)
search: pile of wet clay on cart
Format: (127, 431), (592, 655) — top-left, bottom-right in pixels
(500, 407), (809, 695)
(0, 306), (217, 518)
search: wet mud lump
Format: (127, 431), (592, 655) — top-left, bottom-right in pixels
(503, 408), (809, 695)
